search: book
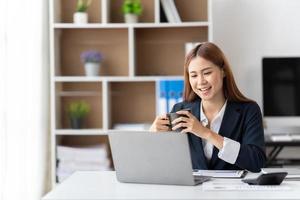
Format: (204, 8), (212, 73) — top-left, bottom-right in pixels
(160, 0), (181, 23)
(168, 0), (181, 22)
(57, 159), (110, 171)
(167, 80), (184, 112)
(157, 80), (168, 115)
(57, 145), (108, 162)
(157, 80), (184, 115)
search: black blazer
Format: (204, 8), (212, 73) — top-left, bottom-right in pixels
(171, 98), (266, 172)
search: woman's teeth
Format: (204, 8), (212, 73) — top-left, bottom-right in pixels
(200, 87), (211, 91)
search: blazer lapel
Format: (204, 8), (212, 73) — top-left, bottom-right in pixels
(209, 101), (241, 168)
(189, 99), (209, 169)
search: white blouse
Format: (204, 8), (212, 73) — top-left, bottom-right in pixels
(200, 101), (240, 164)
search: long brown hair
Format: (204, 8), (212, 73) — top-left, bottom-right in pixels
(183, 42), (253, 102)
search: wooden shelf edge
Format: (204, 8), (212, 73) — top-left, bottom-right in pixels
(55, 129), (108, 135)
(54, 76), (184, 82)
(54, 129), (155, 135)
(53, 22), (210, 29)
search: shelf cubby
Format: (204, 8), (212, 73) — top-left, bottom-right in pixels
(108, 81), (156, 129)
(54, 28), (129, 76)
(174, 0), (208, 22)
(135, 26), (208, 76)
(109, 0), (155, 23)
(53, 0), (102, 23)
(55, 82), (103, 129)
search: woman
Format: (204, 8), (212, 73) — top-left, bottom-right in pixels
(150, 42), (266, 172)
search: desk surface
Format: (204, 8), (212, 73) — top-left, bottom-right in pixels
(43, 171), (300, 200)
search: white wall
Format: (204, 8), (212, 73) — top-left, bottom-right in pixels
(212, 0), (300, 128)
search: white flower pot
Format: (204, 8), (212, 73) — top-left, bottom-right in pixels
(124, 14), (138, 23)
(84, 62), (100, 76)
(73, 12), (88, 24)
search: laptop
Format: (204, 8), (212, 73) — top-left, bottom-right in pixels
(108, 131), (210, 186)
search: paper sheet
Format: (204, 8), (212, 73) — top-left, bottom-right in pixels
(202, 181), (291, 191)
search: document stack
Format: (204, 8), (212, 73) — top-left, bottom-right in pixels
(157, 79), (184, 115)
(56, 144), (111, 182)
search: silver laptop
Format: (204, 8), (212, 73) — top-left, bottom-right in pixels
(108, 131), (210, 186)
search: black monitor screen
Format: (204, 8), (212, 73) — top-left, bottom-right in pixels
(263, 57), (300, 116)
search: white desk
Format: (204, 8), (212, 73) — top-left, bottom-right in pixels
(42, 171), (300, 200)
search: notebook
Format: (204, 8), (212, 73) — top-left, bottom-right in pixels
(193, 169), (247, 178)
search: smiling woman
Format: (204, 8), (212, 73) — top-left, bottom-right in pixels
(150, 42), (266, 173)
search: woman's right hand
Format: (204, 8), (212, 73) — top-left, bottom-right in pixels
(149, 114), (170, 132)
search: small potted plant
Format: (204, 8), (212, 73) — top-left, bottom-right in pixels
(122, 0), (143, 23)
(80, 50), (103, 76)
(73, 0), (92, 24)
(67, 100), (90, 129)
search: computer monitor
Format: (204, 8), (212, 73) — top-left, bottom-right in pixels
(263, 57), (300, 116)
(262, 57), (300, 132)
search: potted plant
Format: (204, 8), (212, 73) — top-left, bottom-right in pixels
(67, 100), (90, 129)
(73, 0), (92, 24)
(80, 50), (103, 76)
(122, 0), (143, 23)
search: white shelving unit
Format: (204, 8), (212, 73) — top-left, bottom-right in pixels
(49, 0), (212, 186)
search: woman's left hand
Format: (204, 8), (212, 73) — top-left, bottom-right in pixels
(171, 110), (211, 139)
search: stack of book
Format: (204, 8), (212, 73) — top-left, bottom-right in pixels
(56, 144), (110, 182)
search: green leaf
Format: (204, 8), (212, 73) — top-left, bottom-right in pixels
(122, 0), (143, 15)
(67, 100), (90, 119)
(76, 0), (92, 12)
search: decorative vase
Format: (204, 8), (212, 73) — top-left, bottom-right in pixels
(124, 14), (138, 23)
(73, 12), (88, 24)
(84, 62), (100, 76)
(70, 118), (83, 129)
